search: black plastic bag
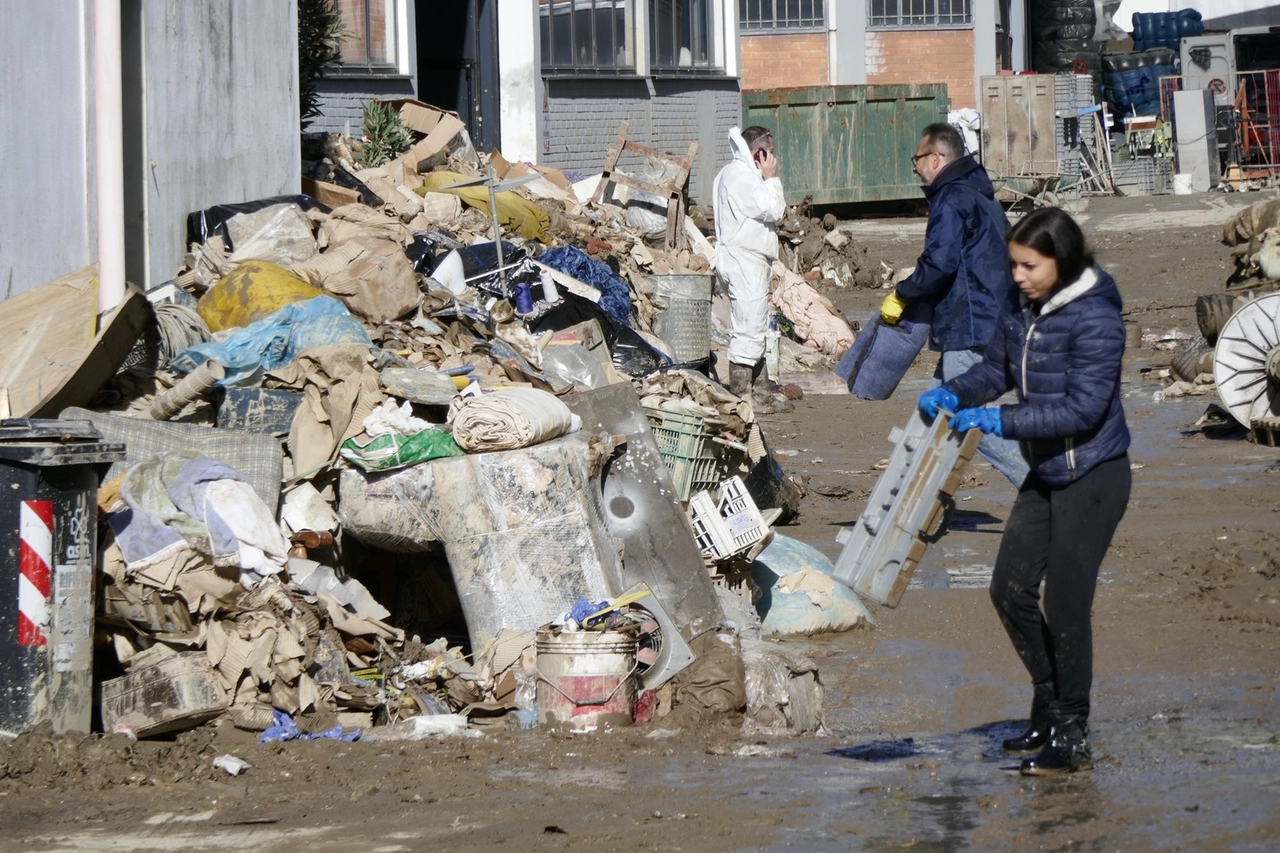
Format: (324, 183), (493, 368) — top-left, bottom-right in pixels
(186, 195), (330, 249)
(470, 256), (542, 299)
(406, 233), (443, 275)
(454, 241), (526, 278)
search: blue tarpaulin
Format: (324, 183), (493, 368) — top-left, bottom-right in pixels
(538, 246), (633, 327)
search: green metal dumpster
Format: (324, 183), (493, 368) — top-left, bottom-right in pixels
(741, 84), (950, 205)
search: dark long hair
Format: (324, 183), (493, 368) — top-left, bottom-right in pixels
(1007, 207), (1095, 288)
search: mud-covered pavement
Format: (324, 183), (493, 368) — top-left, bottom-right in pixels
(3, 193), (1279, 852)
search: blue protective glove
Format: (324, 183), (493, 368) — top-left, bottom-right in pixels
(952, 407), (1003, 437)
(918, 387), (959, 419)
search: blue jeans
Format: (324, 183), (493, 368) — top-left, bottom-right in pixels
(931, 349), (1030, 490)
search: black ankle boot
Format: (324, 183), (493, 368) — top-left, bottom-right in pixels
(1001, 685), (1053, 756)
(1001, 712), (1051, 756)
(1020, 717), (1093, 775)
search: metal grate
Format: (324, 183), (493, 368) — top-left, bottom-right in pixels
(740, 0), (824, 31)
(869, 0), (971, 29)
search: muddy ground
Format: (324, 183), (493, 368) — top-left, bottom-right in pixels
(2, 193), (1278, 852)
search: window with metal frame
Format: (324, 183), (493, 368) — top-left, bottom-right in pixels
(740, 0), (824, 31)
(650, 0), (719, 72)
(869, 0), (971, 29)
(335, 0), (400, 69)
(540, 0), (636, 73)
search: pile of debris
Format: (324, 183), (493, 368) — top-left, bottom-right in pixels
(776, 208), (882, 292)
(1146, 198), (1280, 438)
(0, 99), (875, 746)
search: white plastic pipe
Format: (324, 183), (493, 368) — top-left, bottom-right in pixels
(95, 0), (126, 315)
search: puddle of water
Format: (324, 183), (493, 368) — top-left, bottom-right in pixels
(601, 702), (1280, 852)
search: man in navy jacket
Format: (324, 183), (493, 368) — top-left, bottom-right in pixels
(881, 123), (1029, 488)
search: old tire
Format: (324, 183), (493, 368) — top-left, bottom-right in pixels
(1171, 335), (1213, 382)
(1196, 293), (1237, 345)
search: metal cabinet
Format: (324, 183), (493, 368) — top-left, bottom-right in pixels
(980, 75), (1060, 178)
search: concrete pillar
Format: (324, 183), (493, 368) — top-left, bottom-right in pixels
(973, 0), (998, 112)
(498, 0), (539, 162)
(1010, 0), (1027, 72)
(720, 0), (739, 78)
(831, 0), (867, 85)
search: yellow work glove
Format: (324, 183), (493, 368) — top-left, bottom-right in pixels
(880, 291), (908, 325)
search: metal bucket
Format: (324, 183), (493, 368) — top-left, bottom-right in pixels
(638, 274), (713, 365)
(535, 629), (637, 732)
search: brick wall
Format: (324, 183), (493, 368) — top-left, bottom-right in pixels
(541, 78), (741, 205)
(740, 33), (828, 92)
(866, 29), (975, 109)
(311, 77), (416, 136)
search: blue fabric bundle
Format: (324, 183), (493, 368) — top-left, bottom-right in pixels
(834, 303), (932, 401)
(538, 246), (633, 327)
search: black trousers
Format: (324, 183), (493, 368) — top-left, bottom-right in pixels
(989, 454), (1131, 721)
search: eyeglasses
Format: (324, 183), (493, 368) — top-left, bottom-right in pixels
(911, 151), (939, 166)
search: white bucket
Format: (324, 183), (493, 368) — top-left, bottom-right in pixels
(535, 629), (637, 732)
(1172, 173), (1195, 195)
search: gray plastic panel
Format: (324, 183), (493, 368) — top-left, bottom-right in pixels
(831, 409), (980, 607)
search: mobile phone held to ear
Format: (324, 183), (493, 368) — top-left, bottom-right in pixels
(754, 148), (765, 165)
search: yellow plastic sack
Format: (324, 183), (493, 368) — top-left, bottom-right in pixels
(198, 260), (324, 332)
(417, 171), (549, 241)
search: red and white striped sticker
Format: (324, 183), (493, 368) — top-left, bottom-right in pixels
(18, 500), (53, 646)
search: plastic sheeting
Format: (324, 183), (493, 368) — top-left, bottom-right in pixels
(197, 261), (323, 333)
(337, 431), (623, 650)
(740, 638), (823, 733)
(417, 171), (549, 241)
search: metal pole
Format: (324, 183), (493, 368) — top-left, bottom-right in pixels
(487, 162), (507, 287)
(95, 0), (126, 316)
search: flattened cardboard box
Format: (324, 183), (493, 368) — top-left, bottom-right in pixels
(381, 98), (467, 170)
(490, 149), (573, 191)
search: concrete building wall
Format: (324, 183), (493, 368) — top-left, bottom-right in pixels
(740, 33), (830, 91)
(0, 2), (95, 300)
(541, 78), (741, 206)
(866, 29), (977, 108)
(0, 2), (301, 299)
(130, 1), (301, 287)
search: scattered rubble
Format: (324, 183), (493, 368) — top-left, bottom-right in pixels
(0, 99), (871, 748)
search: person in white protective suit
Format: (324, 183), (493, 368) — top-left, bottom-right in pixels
(712, 125), (792, 414)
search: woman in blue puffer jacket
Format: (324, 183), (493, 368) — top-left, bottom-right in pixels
(916, 207), (1131, 776)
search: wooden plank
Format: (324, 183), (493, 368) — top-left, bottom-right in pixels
(302, 177), (362, 208)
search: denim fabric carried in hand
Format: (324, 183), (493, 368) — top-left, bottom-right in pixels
(918, 387), (959, 419)
(953, 407), (1003, 436)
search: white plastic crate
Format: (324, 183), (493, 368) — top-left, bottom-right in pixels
(689, 476), (769, 560)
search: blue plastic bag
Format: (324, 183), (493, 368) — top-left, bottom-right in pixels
(259, 708), (362, 743)
(171, 295), (371, 385)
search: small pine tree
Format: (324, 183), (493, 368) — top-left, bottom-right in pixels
(356, 100), (413, 168)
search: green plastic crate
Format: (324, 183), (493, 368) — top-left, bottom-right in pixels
(644, 407), (724, 501)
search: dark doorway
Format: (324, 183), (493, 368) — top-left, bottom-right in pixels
(416, 0), (501, 152)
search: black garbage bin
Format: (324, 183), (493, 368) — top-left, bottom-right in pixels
(0, 419), (125, 736)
